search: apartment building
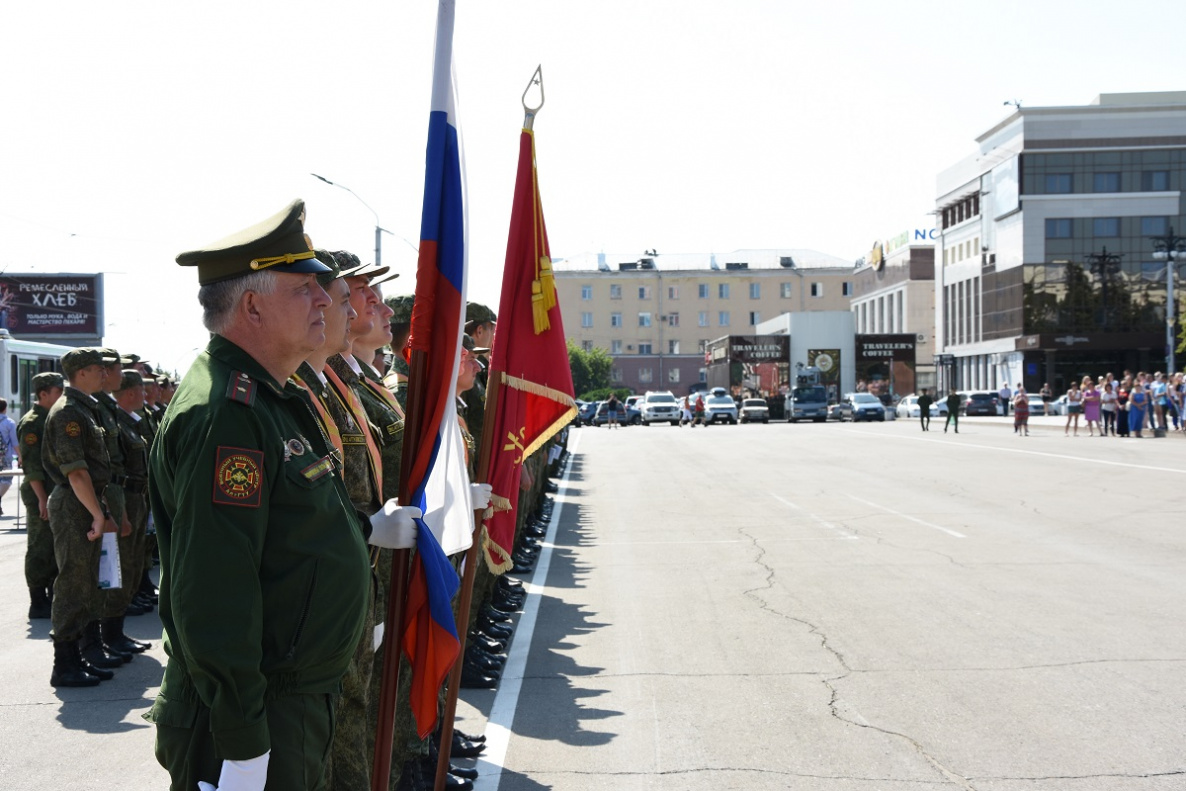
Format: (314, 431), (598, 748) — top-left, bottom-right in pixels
(935, 91), (1186, 393)
(555, 249), (856, 394)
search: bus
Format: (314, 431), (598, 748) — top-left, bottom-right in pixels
(0, 329), (73, 423)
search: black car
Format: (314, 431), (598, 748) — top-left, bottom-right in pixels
(963, 391), (999, 417)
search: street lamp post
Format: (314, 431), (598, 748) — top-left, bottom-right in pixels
(1150, 226), (1186, 373)
(311, 174), (392, 265)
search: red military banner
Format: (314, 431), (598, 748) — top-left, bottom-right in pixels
(482, 127), (576, 572)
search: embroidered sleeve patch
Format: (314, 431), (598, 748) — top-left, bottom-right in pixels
(24, 432), (37, 446)
(65, 422), (81, 438)
(213, 446), (265, 507)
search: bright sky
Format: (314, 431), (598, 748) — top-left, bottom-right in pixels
(2, 1), (1184, 374)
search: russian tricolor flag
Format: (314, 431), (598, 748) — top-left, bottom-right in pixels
(400, 0), (472, 739)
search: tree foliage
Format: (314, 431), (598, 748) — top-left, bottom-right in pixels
(568, 340), (613, 398)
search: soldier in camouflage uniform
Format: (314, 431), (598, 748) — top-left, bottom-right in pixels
(382, 294), (415, 410)
(18, 372), (64, 620)
(43, 348), (118, 687)
(104, 369), (153, 655)
(461, 302), (496, 458)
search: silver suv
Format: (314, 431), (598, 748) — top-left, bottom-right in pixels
(641, 391), (681, 426)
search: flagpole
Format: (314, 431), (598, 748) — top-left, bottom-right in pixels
(433, 373), (503, 791)
(371, 349), (428, 791)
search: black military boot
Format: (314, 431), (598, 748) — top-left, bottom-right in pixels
(50, 640), (101, 688)
(28, 586), (52, 620)
(80, 621), (126, 668)
(102, 616), (151, 654)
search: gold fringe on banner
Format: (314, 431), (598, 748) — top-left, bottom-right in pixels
(499, 372), (577, 461)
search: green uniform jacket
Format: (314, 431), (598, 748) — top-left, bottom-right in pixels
(147, 336), (370, 761)
(16, 403), (49, 491)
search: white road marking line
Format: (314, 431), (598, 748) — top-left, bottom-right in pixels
(858, 428), (1186, 475)
(473, 430), (580, 791)
(770, 493), (859, 539)
(844, 493), (967, 538)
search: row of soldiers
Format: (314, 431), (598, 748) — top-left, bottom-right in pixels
(23, 348), (178, 686)
(82, 199), (562, 791)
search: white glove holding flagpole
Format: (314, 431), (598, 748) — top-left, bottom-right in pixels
(196, 751), (270, 791)
(368, 501), (422, 549)
(470, 482), (493, 512)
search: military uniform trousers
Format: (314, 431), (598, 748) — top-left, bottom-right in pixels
(104, 489), (147, 616)
(21, 482), (57, 588)
(327, 573), (377, 791)
(48, 485), (102, 642)
(154, 683), (339, 791)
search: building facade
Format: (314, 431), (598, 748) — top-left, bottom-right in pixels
(554, 249), (856, 395)
(935, 91), (1186, 394)
(851, 234), (936, 391)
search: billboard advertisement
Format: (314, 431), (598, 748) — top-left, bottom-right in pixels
(0, 274), (103, 339)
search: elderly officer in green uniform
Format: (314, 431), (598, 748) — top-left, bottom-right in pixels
(144, 200), (418, 791)
(43, 348), (118, 687)
(18, 371), (64, 620)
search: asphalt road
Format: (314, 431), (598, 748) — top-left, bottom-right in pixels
(3, 413), (1185, 790)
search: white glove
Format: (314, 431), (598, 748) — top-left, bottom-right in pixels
(196, 751), (270, 791)
(469, 482), (493, 512)
(368, 501), (422, 549)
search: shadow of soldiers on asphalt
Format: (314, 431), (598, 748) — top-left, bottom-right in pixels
(52, 611), (164, 734)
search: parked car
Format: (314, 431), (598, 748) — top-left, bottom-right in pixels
(704, 393), (739, 424)
(640, 391), (681, 426)
(785, 385), (829, 422)
(836, 392), (886, 422)
(895, 394), (944, 419)
(1046, 394), (1070, 416)
(963, 391), (999, 417)
(591, 399), (642, 426)
(575, 400), (598, 426)
(739, 397), (770, 423)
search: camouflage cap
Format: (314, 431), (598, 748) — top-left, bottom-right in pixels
(465, 302), (497, 327)
(387, 294), (415, 324)
(97, 347), (127, 366)
(462, 333), (491, 355)
(176, 199), (331, 286)
(61, 347), (118, 376)
(117, 370), (145, 391)
(31, 371), (64, 393)
(313, 248), (368, 286)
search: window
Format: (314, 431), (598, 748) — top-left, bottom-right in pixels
(749, 283), (761, 299)
(668, 340), (680, 354)
(581, 340), (592, 352)
(1045, 174), (1072, 193)
(718, 311), (730, 326)
(638, 312), (652, 327)
(611, 340), (623, 354)
(667, 285), (679, 300)
(810, 283), (823, 297)
(610, 312), (623, 327)
(580, 285), (592, 300)
(639, 368), (653, 383)
(719, 283), (730, 299)
(1093, 172), (1120, 193)
(638, 286), (651, 300)
(698, 283), (709, 299)
(698, 311), (709, 327)
(638, 343), (653, 355)
(699, 368), (707, 383)
(580, 312), (593, 328)
(749, 311), (760, 325)
(668, 312), (679, 327)
(780, 282), (792, 298)
(610, 284), (622, 299)
(668, 368), (681, 383)
(611, 368), (623, 383)
(1142, 216), (1169, 236)
(842, 282), (853, 297)
(1092, 218), (1120, 237)
(1045, 218), (1073, 239)
(1143, 170), (1170, 191)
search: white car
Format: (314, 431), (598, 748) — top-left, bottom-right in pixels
(739, 398), (770, 423)
(640, 391), (681, 426)
(895, 394), (947, 419)
(704, 394), (739, 425)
